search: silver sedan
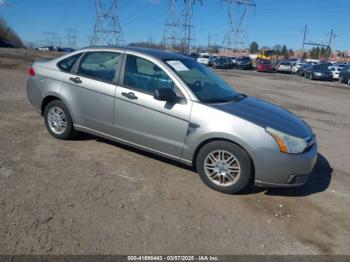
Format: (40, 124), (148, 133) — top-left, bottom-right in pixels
(27, 47), (317, 194)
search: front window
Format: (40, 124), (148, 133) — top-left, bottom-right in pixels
(124, 55), (175, 94)
(165, 59), (239, 103)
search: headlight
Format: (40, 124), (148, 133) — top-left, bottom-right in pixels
(266, 127), (307, 154)
(315, 72), (322, 76)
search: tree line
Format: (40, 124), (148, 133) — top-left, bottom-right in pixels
(0, 16), (23, 47)
(249, 41), (332, 59)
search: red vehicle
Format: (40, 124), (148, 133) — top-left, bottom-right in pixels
(257, 59), (274, 72)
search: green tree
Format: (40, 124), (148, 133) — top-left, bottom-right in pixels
(281, 45), (288, 59)
(288, 49), (294, 58)
(249, 41), (259, 53)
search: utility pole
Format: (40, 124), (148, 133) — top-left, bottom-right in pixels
(91, 0), (124, 46)
(301, 26), (335, 60)
(328, 29), (335, 59)
(43, 32), (56, 46)
(181, 0), (202, 54)
(66, 28), (78, 49)
(162, 0), (181, 51)
(223, 0), (255, 53)
(301, 24), (307, 56)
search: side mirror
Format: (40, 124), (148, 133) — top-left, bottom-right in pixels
(154, 88), (177, 102)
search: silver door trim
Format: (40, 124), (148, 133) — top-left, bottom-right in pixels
(73, 124), (193, 165)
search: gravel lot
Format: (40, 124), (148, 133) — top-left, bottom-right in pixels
(1, 48), (350, 255)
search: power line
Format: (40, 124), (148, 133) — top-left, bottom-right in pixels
(222, 0), (256, 51)
(181, 0), (203, 53)
(162, 0), (181, 51)
(66, 28), (78, 49)
(91, 0), (124, 46)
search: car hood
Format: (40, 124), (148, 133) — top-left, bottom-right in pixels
(211, 96), (312, 138)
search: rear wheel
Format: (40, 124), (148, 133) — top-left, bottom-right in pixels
(196, 141), (252, 194)
(339, 76), (344, 83)
(44, 100), (75, 140)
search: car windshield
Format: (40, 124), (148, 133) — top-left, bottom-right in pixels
(260, 60), (271, 65)
(238, 57), (250, 61)
(313, 64), (330, 71)
(165, 59), (239, 103)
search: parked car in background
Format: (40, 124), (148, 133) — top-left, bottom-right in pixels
(26, 46), (318, 194)
(197, 54), (210, 66)
(230, 56), (237, 64)
(304, 64), (333, 81)
(234, 56), (253, 70)
(212, 57), (233, 69)
(292, 62), (307, 74)
(208, 56), (217, 67)
(297, 64), (312, 76)
(329, 66), (342, 80)
(0, 39), (15, 48)
(256, 59), (274, 73)
(188, 53), (199, 60)
(276, 61), (292, 73)
(339, 65), (350, 85)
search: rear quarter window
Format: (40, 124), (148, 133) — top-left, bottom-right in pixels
(57, 53), (82, 72)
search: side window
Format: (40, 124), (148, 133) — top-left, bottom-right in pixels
(57, 53), (82, 72)
(123, 55), (175, 94)
(78, 52), (121, 82)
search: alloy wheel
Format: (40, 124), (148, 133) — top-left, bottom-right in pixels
(204, 150), (241, 187)
(47, 106), (67, 135)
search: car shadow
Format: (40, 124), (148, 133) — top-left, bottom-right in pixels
(71, 133), (332, 197)
(243, 153), (332, 197)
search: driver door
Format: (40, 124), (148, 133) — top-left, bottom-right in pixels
(114, 54), (192, 158)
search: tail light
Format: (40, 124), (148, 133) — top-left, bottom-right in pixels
(28, 66), (35, 77)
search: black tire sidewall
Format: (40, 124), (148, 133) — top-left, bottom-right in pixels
(196, 141), (252, 194)
(44, 100), (75, 140)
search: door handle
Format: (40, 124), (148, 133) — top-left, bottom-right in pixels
(69, 77), (82, 84)
(121, 92), (138, 100)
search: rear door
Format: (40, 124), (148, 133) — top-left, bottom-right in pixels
(60, 51), (123, 135)
(114, 54), (192, 158)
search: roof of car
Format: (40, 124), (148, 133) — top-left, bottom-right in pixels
(81, 46), (190, 60)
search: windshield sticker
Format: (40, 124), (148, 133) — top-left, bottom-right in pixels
(166, 60), (189, 71)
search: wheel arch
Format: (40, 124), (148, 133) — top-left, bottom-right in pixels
(41, 95), (61, 116)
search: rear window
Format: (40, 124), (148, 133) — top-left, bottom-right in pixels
(78, 52), (121, 82)
(57, 53), (82, 72)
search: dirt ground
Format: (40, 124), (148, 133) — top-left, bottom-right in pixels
(0, 48), (350, 255)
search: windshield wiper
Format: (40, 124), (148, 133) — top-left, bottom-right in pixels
(232, 93), (247, 101)
(204, 93), (247, 104)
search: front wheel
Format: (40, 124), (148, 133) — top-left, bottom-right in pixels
(196, 141), (252, 194)
(44, 100), (75, 140)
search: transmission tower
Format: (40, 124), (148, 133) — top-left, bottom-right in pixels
(181, 0), (202, 54)
(162, 0), (181, 51)
(66, 29), (78, 49)
(43, 32), (57, 46)
(223, 0), (255, 52)
(91, 0), (124, 46)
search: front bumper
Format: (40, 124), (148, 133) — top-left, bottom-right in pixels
(314, 75), (333, 80)
(253, 142), (318, 188)
(236, 63), (252, 69)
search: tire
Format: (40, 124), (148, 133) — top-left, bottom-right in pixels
(196, 141), (252, 194)
(44, 100), (75, 140)
(339, 76), (343, 83)
(348, 79), (350, 86)
(309, 74), (314, 80)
